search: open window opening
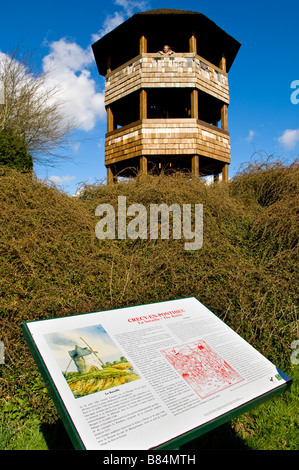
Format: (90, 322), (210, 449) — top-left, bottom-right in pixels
(111, 91), (140, 129)
(147, 88), (190, 119)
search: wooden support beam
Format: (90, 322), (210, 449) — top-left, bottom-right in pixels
(140, 156), (147, 175)
(219, 53), (228, 132)
(221, 104), (228, 131)
(191, 155), (199, 178)
(139, 33), (147, 54)
(107, 106), (114, 132)
(219, 53), (226, 73)
(222, 164), (229, 183)
(213, 173), (219, 183)
(191, 90), (198, 119)
(140, 89), (147, 120)
(189, 31), (197, 53)
(107, 166), (115, 185)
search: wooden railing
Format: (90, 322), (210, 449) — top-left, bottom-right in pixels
(105, 53), (229, 107)
(105, 118), (230, 165)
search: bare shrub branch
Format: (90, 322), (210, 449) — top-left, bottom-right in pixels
(0, 48), (76, 165)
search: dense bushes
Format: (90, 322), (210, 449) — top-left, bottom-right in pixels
(0, 160), (298, 426)
(0, 130), (33, 171)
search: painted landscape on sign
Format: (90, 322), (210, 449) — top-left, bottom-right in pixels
(44, 325), (140, 398)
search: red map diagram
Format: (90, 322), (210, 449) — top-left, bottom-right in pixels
(161, 340), (244, 399)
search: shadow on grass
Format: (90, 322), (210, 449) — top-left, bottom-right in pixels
(41, 420), (74, 450)
(41, 419), (249, 450)
(180, 422), (250, 450)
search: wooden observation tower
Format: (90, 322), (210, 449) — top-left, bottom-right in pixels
(92, 9), (241, 184)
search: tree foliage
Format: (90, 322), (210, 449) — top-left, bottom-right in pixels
(0, 129), (32, 170)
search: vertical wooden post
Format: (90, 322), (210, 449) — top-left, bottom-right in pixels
(222, 164), (229, 183)
(140, 89), (147, 120)
(220, 51), (229, 182)
(106, 53), (114, 183)
(219, 53), (226, 73)
(107, 106), (114, 132)
(139, 31), (147, 183)
(191, 155), (199, 178)
(139, 33), (147, 54)
(221, 105), (228, 131)
(189, 31), (197, 53)
(140, 156), (147, 175)
(219, 52), (228, 131)
(213, 173), (219, 183)
(191, 90), (198, 119)
(107, 166), (114, 185)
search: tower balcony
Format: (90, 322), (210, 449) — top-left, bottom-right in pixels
(105, 118), (230, 177)
(105, 53), (229, 107)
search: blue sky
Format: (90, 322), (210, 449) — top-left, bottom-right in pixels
(1, 0), (298, 195)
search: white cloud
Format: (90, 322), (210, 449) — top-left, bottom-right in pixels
(115, 0), (150, 17)
(42, 38), (105, 131)
(70, 142), (80, 154)
(92, 11), (125, 42)
(92, 0), (150, 41)
(245, 130), (256, 143)
(49, 174), (76, 185)
(278, 129), (299, 150)
(42, 2), (150, 129)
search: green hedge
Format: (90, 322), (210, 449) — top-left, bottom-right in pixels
(0, 130), (32, 171)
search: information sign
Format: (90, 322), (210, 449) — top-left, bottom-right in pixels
(22, 297), (291, 450)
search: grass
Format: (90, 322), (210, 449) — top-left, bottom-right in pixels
(0, 158), (298, 450)
(0, 416), (73, 450)
(231, 366), (299, 450)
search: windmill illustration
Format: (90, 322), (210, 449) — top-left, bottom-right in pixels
(67, 337), (105, 374)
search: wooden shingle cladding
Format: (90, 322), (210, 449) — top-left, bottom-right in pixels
(91, 8), (240, 182)
(105, 53), (229, 107)
(105, 119), (230, 167)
